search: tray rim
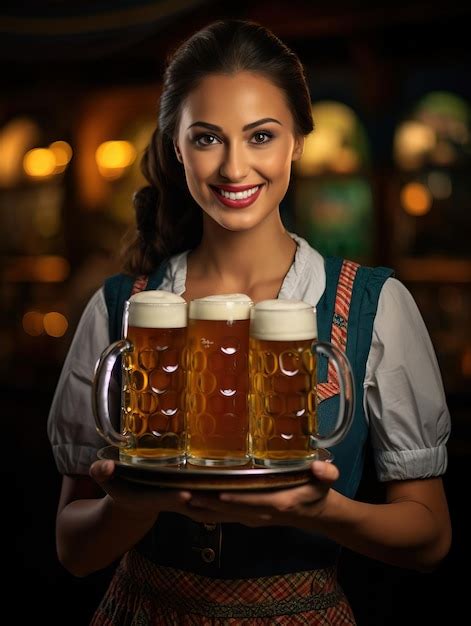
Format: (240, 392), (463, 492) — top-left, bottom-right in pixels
(97, 445), (333, 490)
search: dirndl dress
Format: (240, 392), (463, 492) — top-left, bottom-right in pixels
(90, 549), (356, 625)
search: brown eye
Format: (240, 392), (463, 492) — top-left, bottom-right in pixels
(195, 134), (219, 146)
(252, 131), (272, 144)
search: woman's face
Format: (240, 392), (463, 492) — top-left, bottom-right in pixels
(174, 71), (304, 233)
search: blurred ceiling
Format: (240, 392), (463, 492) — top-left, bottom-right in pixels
(1, 0), (470, 88)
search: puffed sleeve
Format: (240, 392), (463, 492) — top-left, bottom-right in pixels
(364, 277), (451, 481)
(47, 287), (115, 476)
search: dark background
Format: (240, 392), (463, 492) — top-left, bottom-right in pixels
(2, 1), (470, 623)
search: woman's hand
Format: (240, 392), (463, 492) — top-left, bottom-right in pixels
(89, 459), (192, 522)
(184, 460), (340, 527)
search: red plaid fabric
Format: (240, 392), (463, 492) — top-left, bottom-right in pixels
(91, 550), (356, 625)
(317, 260), (359, 403)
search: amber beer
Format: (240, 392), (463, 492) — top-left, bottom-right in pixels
(249, 300), (318, 466)
(93, 290), (188, 464)
(185, 294), (253, 466)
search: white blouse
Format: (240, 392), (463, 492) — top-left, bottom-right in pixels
(47, 234), (450, 482)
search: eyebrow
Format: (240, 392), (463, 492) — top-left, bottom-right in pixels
(187, 117), (282, 132)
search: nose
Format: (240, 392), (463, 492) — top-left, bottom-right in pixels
(219, 142), (249, 181)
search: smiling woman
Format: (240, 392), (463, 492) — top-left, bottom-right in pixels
(47, 18), (451, 625)
(173, 72), (304, 234)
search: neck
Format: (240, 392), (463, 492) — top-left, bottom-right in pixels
(188, 211), (296, 293)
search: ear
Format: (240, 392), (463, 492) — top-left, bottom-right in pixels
(173, 141), (183, 163)
(292, 136), (305, 162)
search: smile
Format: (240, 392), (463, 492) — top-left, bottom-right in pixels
(210, 184), (264, 208)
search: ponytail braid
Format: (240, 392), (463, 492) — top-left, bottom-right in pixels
(120, 127), (202, 275)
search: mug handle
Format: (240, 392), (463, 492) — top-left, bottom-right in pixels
(310, 340), (355, 449)
(92, 339), (133, 449)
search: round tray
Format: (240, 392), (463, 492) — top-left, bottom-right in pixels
(98, 446), (333, 491)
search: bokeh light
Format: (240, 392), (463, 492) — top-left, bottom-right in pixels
(43, 312), (68, 337)
(400, 182), (432, 216)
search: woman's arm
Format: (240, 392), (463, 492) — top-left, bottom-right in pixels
(56, 460), (192, 577)
(317, 474), (451, 572)
(308, 465), (451, 571)
(48, 291), (194, 577)
(185, 461), (451, 572)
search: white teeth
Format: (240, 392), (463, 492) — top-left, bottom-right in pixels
(217, 186), (259, 200)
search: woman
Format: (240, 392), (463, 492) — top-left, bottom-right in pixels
(48, 19), (451, 624)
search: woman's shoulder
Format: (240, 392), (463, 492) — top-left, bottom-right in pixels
(158, 250), (189, 296)
(281, 233), (325, 303)
(81, 285), (108, 321)
(72, 287), (109, 346)
(286, 234), (408, 312)
(375, 275), (427, 332)
(289, 232), (325, 266)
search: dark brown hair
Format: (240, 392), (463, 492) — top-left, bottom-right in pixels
(121, 19), (314, 275)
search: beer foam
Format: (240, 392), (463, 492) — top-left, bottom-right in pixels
(189, 293), (253, 321)
(127, 290), (187, 328)
(250, 299), (317, 341)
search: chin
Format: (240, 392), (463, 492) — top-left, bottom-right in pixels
(217, 216), (261, 232)
(202, 208), (258, 232)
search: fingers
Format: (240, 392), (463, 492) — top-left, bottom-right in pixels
(183, 461), (340, 522)
(85, 460), (340, 524)
(219, 461), (340, 507)
(89, 459), (115, 485)
(311, 460), (339, 485)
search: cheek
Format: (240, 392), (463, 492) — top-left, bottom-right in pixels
(183, 153), (219, 188)
(260, 149), (294, 183)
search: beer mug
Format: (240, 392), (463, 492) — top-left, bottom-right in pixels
(93, 290), (188, 464)
(249, 299), (354, 466)
(185, 294), (253, 466)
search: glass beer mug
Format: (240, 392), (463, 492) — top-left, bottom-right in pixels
(249, 299), (354, 466)
(185, 294), (253, 466)
(93, 290), (188, 464)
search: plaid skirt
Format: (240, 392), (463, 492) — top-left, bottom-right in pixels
(90, 550), (356, 625)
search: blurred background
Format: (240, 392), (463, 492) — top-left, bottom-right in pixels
(2, 1), (469, 623)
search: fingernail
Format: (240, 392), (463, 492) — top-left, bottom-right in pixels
(312, 460), (325, 477)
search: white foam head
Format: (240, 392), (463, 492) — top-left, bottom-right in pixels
(189, 293), (253, 321)
(127, 290), (187, 328)
(250, 299), (317, 341)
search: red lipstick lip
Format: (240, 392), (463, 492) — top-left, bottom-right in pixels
(210, 184), (263, 209)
